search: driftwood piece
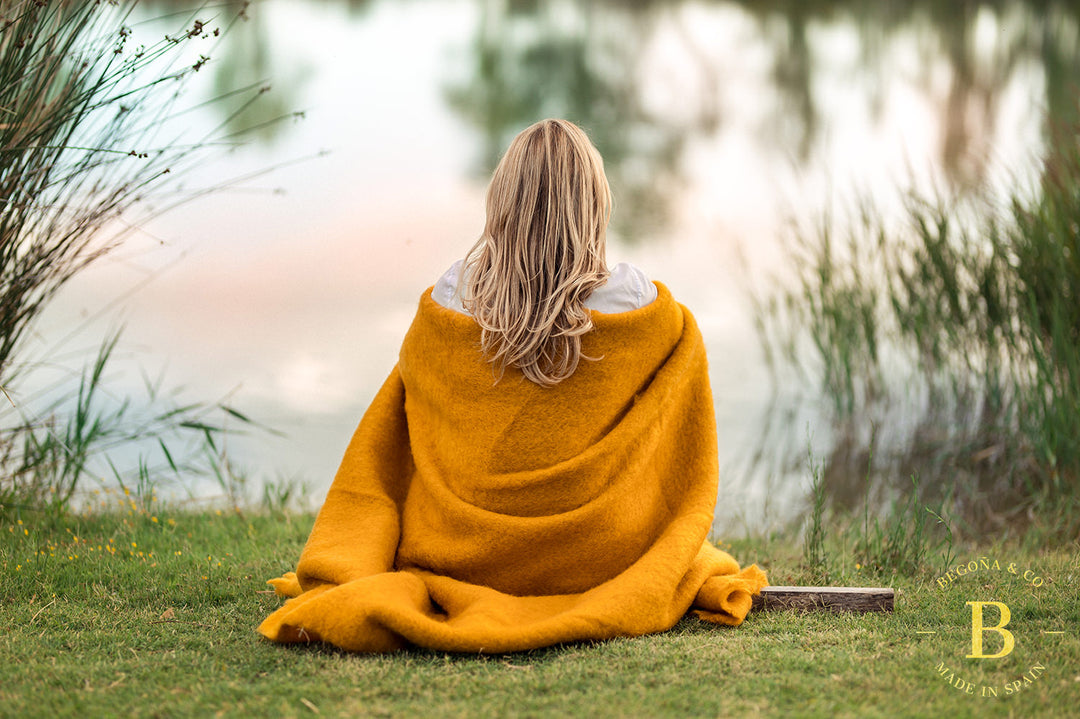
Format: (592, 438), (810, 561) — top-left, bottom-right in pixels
(751, 586), (894, 613)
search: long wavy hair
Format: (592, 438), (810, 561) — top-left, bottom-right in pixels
(462, 119), (612, 387)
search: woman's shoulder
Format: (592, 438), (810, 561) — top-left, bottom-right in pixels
(432, 259), (468, 314)
(586, 262), (658, 313)
(430, 259), (658, 315)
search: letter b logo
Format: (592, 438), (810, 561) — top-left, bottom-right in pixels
(966, 601), (1015, 659)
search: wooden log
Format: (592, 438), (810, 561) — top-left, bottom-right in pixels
(751, 586), (894, 613)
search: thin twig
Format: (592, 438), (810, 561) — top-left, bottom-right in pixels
(29, 597), (56, 625)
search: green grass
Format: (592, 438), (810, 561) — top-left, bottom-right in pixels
(2, 507), (1076, 718)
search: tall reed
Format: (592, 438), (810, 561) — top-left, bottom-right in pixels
(1, 1), (273, 512)
(0, 1), (256, 385)
(764, 111), (1080, 537)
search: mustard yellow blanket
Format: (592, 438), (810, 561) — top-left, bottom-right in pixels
(258, 282), (767, 653)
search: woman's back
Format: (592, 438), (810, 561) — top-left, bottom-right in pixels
(395, 282), (702, 596)
(257, 119), (767, 653)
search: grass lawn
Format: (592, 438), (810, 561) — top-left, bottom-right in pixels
(1, 506), (1076, 718)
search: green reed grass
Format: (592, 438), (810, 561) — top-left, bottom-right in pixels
(0, 2), (289, 513)
(764, 112), (1080, 540)
(800, 433), (955, 587)
(803, 437), (828, 578)
(0, 1), (259, 384)
(0, 328), (263, 516)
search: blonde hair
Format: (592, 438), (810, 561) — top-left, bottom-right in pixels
(463, 119), (612, 387)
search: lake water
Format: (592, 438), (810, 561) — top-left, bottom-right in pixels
(19, 0), (1074, 533)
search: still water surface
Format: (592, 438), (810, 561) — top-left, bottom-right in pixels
(26, 0), (1076, 532)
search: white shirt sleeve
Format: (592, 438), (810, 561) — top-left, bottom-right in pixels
(585, 262), (657, 313)
(432, 259), (467, 313)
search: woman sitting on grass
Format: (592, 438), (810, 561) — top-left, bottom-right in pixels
(258, 119), (767, 653)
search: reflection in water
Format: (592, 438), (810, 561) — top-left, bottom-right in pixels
(443, 0), (720, 242)
(183, 0), (1080, 220)
(140, 0), (332, 145)
(209, 5), (299, 143)
(753, 4), (819, 162)
(442, 0), (1080, 213)
(735, 0), (1080, 188)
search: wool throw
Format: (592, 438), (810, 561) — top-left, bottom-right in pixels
(258, 282), (767, 653)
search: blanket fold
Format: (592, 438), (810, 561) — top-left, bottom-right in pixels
(258, 282), (766, 653)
